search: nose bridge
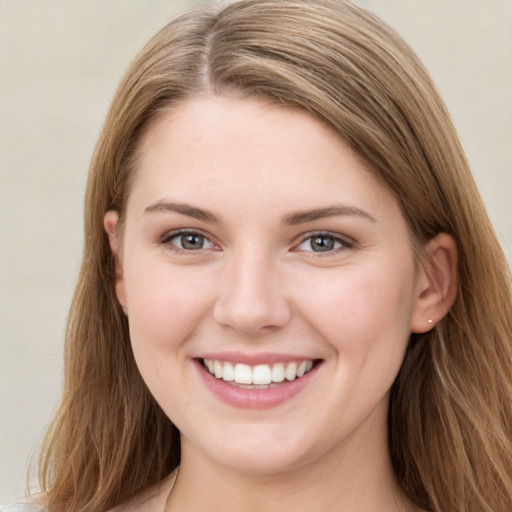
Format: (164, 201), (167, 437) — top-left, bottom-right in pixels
(213, 245), (291, 335)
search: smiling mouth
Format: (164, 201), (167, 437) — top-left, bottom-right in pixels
(201, 358), (319, 389)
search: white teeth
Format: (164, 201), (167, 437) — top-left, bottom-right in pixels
(234, 363), (253, 384)
(296, 361), (306, 377)
(285, 362), (297, 381)
(271, 363), (285, 383)
(222, 361), (235, 381)
(203, 358), (315, 385)
(253, 364), (272, 385)
(214, 360), (223, 379)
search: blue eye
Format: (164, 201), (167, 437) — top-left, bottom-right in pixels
(163, 231), (216, 251)
(296, 233), (348, 253)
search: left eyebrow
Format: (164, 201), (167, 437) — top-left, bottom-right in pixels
(144, 201), (220, 223)
(282, 205), (377, 225)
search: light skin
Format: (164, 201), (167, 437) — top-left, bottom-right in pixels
(105, 95), (457, 512)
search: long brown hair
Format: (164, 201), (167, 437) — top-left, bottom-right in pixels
(39, 1), (512, 510)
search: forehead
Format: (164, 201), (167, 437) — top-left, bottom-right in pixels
(127, 95), (399, 223)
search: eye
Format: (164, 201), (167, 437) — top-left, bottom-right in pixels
(295, 233), (351, 253)
(162, 230), (216, 252)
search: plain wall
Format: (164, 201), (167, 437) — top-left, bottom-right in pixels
(1, 0), (511, 505)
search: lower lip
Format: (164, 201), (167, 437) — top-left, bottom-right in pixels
(194, 360), (320, 410)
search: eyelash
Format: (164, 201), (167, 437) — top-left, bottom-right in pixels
(160, 229), (218, 253)
(160, 229), (354, 255)
(294, 232), (354, 254)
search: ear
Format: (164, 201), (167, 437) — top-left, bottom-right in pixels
(411, 233), (458, 333)
(104, 210), (128, 314)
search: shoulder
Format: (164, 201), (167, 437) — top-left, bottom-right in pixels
(110, 471), (178, 512)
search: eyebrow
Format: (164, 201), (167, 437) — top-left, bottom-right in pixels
(144, 201), (376, 225)
(282, 205), (377, 225)
(144, 201), (220, 223)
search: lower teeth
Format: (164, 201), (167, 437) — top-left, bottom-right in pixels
(229, 382), (281, 389)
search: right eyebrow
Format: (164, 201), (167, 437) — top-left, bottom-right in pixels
(282, 204), (377, 225)
(144, 201), (220, 223)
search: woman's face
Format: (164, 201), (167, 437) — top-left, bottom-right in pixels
(107, 96), (429, 475)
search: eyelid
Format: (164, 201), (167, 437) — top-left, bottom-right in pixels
(293, 231), (355, 253)
(160, 228), (219, 252)
(158, 228), (354, 254)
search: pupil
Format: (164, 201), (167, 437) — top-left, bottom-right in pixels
(311, 236), (334, 252)
(182, 234), (204, 250)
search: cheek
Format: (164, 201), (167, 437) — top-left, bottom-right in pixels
(123, 258), (215, 355)
(122, 259), (216, 415)
(296, 261), (416, 362)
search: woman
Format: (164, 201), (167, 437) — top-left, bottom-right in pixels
(6, 0), (512, 511)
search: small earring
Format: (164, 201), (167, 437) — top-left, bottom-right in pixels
(427, 319), (433, 324)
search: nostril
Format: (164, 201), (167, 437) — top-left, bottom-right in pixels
(213, 296), (292, 335)
(212, 264), (293, 334)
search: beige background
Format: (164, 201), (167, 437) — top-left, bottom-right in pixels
(1, 0), (510, 504)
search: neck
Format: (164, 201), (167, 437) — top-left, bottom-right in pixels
(166, 424), (416, 512)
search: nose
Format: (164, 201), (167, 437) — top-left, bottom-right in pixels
(213, 252), (292, 336)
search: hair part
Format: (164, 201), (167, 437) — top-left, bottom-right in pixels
(38, 1), (512, 511)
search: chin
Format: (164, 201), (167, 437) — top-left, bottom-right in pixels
(217, 450), (309, 476)
(191, 428), (322, 476)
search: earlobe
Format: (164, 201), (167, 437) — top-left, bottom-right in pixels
(411, 233), (458, 333)
(104, 210), (128, 314)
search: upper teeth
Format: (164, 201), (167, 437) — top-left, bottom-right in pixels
(203, 359), (314, 385)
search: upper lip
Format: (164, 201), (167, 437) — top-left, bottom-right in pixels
(196, 351), (320, 366)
